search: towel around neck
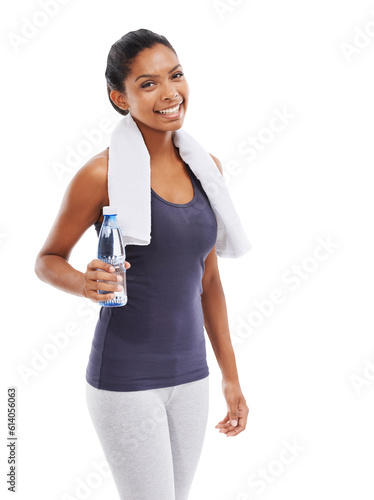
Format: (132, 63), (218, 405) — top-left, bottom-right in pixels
(107, 113), (252, 258)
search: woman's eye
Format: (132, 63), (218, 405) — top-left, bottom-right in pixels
(141, 72), (184, 89)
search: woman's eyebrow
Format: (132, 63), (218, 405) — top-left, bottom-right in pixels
(134, 64), (182, 82)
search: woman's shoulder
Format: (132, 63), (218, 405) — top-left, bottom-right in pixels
(68, 147), (109, 221)
(72, 147), (109, 191)
(81, 147), (109, 178)
(209, 153), (223, 176)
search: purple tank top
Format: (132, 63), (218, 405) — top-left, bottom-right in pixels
(85, 162), (218, 391)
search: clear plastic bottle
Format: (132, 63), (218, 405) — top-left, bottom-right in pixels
(97, 206), (127, 307)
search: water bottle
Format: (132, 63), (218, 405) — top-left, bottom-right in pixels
(97, 206), (127, 307)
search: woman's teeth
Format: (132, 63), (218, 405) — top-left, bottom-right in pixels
(157, 103), (181, 114)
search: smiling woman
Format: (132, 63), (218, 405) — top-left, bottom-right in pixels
(106, 39), (189, 133)
(105, 31), (188, 122)
(34, 28), (250, 500)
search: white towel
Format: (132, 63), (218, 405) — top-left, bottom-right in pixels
(108, 113), (252, 258)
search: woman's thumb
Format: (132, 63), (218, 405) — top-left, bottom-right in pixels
(229, 408), (238, 426)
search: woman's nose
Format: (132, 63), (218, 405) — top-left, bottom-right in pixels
(161, 82), (178, 100)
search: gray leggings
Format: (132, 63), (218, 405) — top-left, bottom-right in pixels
(85, 375), (209, 500)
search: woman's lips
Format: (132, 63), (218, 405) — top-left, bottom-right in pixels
(155, 102), (183, 119)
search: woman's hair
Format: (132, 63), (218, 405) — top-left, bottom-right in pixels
(105, 28), (177, 116)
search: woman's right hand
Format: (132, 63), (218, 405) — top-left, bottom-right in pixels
(82, 258), (131, 303)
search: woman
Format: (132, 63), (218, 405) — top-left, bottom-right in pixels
(35, 28), (249, 500)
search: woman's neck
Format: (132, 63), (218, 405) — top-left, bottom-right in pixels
(131, 115), (178, 163)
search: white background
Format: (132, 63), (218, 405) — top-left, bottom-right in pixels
(2, 0), (374, 498)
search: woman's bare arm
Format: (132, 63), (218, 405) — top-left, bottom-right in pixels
(34, 149), (124, 299)
(203, 153), (241, 383)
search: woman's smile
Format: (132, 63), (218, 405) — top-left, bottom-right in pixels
(155, 100), (184, 119)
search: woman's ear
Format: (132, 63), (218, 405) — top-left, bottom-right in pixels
(110, 89), (129, 112)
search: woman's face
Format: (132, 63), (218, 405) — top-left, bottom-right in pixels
(112, 43), (189, 132)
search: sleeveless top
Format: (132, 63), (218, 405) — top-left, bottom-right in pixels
(85, 162), (218, 391)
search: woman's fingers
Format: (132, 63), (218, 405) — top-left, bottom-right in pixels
(88, 258), (115, 272)
(215, 413), (230, 428)
(88, 258), (131, 271)
(83, 258), (129, 303)
(87, 269), (122, 283)
(217, 418), (243, 436)
(225, 417), (246, 437)
(216, 403), (249, 436)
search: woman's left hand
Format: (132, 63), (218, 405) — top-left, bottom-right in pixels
(215, 379), (249, 437)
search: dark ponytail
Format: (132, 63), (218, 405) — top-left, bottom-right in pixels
(105, 28), (177, 116)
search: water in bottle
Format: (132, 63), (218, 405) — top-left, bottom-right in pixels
(97, 206), (127, 307)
